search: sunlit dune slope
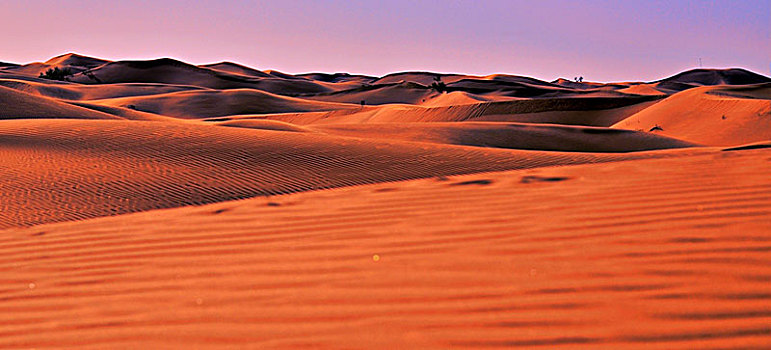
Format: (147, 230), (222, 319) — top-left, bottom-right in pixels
(1, 53), (109, 77)
(304, 81), (438, 105)
(0, 146), (768, 349)
(307, 122), (697, 152)
(199, 62), (273, 78)
(0, 118), (679, 228)
(613, 83), (771, 146)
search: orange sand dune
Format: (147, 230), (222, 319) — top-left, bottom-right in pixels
(304, 81), (439, 105)
(2, 53), (109, 77)
(371, 72), (475, 85)
(89, 88), (360, 119)
(0, 146), (768, 349)
(0, 118), (680, 228)
(200, 61), (274, 78)
(307, 121), (697, 152)
(419, 90), (517, 106)
(613, 83), (771, 145)
(2, 53), (771, 349)
(255, 95), (662, 126)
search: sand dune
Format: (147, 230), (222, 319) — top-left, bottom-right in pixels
(0, 78), (203, 100)
(89, 88), (359, 119)
(371, 72), (474, 85)
(0, 146), (768, 349)
(308, 122), (697, 152)
(613, 83), (771, 145)
(0, 85), (121, 120)
(297, 72), (377, 84)
(2, 53), (109, 77)
(0, 118), (682, 228)
(305, 81), (439, 105)
(64, 58), (336, 95)
(418, 91), (515, 107)
(255, 95), (662, 126)
(655, 68), (771, 86)
(43, 53), (110, 70)
(199, 61), (274, 78)
(2, 53), (770, 349)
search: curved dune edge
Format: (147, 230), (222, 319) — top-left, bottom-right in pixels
(0, 119), (697, 229)
(0, 147), (769, 349)
(307, 121), (698, 152)
(228, 97), (661, 127)
(0, 85), (122, 120)
(612, 84), (771, 146)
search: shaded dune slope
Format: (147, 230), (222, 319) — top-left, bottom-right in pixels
(0, 147), (768, 349)
(0, 119), (685, 228)
(66, 58), (334, 95)
(0, 86), (121, 120)
(308, 122), (698, 152)
(0, 78), (204, 100)
(245, 96), (662, 126)
(90, 88), (359, 119)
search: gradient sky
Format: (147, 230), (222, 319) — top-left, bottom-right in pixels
(2, 0), (769, 82)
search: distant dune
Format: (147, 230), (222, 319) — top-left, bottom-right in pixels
(613, 83), (771, 145)
(1, 53), (770, 349)
(0, 85), (121, 120)
(308, 121), (697, 152)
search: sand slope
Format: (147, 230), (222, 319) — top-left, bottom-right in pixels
(0, 78), (204, 100)
(0, 118), (680, 228)
(0, 85), (121, 120)
(308, 122), (698, 152)
(613, 84), (771, 146)
(89, 88), (359, 119)
(255, 96), (662, 126)
(0, 146), (768, 349)
(2, 54), (771, 349)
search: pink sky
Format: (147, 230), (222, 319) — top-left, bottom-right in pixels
(1, 0), (768, 82)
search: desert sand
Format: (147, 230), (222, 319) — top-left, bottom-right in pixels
(1, 53), (770, 348)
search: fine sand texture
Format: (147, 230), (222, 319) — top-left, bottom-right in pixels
(0, 146), (769, 349)
(1, 54), (770, 349)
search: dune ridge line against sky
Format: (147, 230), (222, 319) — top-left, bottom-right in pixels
(1, 0), (769, 82)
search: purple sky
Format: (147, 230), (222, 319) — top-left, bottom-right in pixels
(2, 0), (769, 82)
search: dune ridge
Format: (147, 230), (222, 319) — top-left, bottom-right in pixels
(613, 83), (771, 145)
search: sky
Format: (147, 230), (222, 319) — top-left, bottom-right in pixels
(1, 0), (768, 82)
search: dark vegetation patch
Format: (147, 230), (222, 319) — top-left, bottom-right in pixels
(450, 179), (493, 186)
(722, 144), (771, 151)
(39, 67), (72, 81)
(520, 176), (570, 183)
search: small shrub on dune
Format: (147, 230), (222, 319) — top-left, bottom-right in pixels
(39, 67), (73, 81)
